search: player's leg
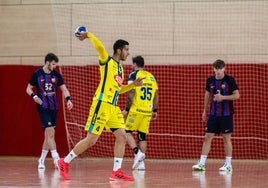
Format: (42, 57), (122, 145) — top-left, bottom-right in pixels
(219, 115), (233, 172)
(134, 115), (150, 170)
(58, 132), (100, 180)
(37, 107), (52, 169)
(48, 110), (60, 168)
(58, 100), (105, 180)
(125, 112), (141, 160)
(109, 106), (134, 181)
(45, 127), (60, 168)
(126, 130), (139, 154)
(192, 132), (214, 171)
(38, 140), (48, 169)
(193, 116), (218, 171)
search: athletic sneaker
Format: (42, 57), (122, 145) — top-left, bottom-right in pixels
(135, 161), (145, 170)
(109, 169), (134, 181)
(132, 151), (145, 169)
(219, 163), (232, 172)
(38, 158), (45, 169)
(192, 163), (206, 171)
(57, 158), (70, 180)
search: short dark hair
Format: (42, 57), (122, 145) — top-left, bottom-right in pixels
(132, 56), (144, 68)
(45, 53), (59, 63)
(213, 59), (225, 69)
(113, 39), (129, 54)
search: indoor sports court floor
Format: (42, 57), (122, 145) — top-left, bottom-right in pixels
(0, 156), (267, 188)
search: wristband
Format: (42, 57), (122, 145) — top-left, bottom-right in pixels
(66, 96), (71, 101)
(31, 93), (37, 99)
(153, 109), (158, 112)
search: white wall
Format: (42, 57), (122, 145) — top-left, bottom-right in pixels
(0, 0), (267, 65)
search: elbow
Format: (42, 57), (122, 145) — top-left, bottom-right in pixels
(26, 87), (30, 95)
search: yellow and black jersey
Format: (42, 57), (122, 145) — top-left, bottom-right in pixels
(128, 70), (158, 115)
(87, 32), (124, 105)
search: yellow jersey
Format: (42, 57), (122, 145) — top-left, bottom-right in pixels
(87, 32), (124, 105)
(128, 69), (158, 115)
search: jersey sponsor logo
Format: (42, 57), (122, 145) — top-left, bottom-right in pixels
(114, 75), (123, 86)
(129, 118), (135, 123)
(43, 91), (55, 96)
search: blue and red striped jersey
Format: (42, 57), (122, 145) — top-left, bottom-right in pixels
(206, 74), (238, 116)
(29, 68), (64, 110)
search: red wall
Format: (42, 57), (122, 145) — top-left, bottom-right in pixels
(0, 65), (69, 157)
(1, 64), (268, 159)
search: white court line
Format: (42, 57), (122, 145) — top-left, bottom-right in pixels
(66, 122), (268, 142)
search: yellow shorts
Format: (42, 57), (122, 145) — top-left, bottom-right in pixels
(85, 100), (125, 135)
(125, 111), (152, 133)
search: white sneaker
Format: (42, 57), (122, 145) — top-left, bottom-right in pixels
(38, 158), (45, 169)
(132, 151), (145, 169)
(192, 163), (206, 171)
(136, 161), (145, 170)
(219, 163), (232, 172)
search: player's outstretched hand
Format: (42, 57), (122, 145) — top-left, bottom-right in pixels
(213, 90), (223, 102)
(66, 100), (73, 110)
(76, 32), (88, 41)
(133, 77), (145, 87)
(33, 96), (43, 105)
(202, 111), (207, 122)
(152, 112), (157, 120)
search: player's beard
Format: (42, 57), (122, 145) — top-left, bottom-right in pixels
(120, 53), (128, 61)
(47, 63), (54, 72)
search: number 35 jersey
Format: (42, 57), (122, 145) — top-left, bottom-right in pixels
(128, 69), (158, 115)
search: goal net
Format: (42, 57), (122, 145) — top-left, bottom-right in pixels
(48, 1), (268, 159)
(61, 63), (268, 159)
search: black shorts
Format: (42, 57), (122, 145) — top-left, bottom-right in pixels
(206, 115), (233, 134)
(37, 105), (58, 129)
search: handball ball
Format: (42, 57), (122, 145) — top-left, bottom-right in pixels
(74, 26), (88, 37)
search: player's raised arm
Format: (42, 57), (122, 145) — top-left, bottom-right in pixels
(75, 26), (109, 64)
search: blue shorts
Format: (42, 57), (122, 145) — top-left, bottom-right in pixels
(37, 105), (58, 129)
(206, 115), (233, 134)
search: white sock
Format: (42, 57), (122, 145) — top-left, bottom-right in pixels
(199, 155), (207, 166)
(64, 150), (77, 163)
(39, 149), (48, 163)
(225, 156), (232, 166)
(113, 157), (123, 171)
(51, 149), (60, 160)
